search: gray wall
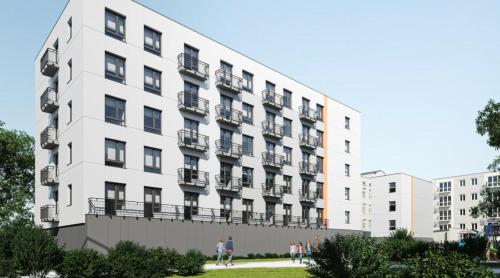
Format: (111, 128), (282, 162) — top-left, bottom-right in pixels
(54, 215), (365, 256)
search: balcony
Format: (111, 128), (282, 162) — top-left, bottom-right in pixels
(215, 175), (242, 194)
(40, 166), (58, 186)
(215, 105), (242, 127)
(215, 140), (242, 160)
(40, 48), (59, 77)
(299, 134), (318, 149)
(262, 121), (284, 139)
(261, 152), (284, 169)
(177, 53), (209, 81)
(262, 184), (284, 199)
(215, 69), (242, 95)
(177, 168), (209, 189)
(299, 106), (318, 123)
(177, 91), (209, 116)
(261, 90), (283, 110)
(40, 87), (58, 113)
(299, 190), (318, 203)
(299, 161), (317, 176)
(177, 130), (209, 152)
(40, 205), (58, 222)
(40, 127), (58, 150)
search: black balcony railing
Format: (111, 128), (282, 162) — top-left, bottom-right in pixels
(299, 106), (318, 122)
(40, 126), (58, 149)
(40, 205), (58, 222)
(177, 130), (209, 152)
(215, 175), (242, 193)
(262, 121), (284, 139)
(299, 161), (317, 176)
(215, 69), (242, 94)
(261, 90), (283, 110)
(299, 190), (318, 202)
(299, 134), (318, 149)
(87, 198), (328, 228)
(40, 48), (59, 76)
(177, 53), (209, 80)
(215, 105), (242, 126)
(41, 166), (58, 186)
(40, 87), (58, 113)
(262, 152), (284, 168)
(177, 168), (209, 189)
(177, 91), (209, 116)
(261, 184), (284, 198)
(215, 140), (242, 159)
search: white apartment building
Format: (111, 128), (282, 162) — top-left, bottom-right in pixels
(433, 171), (500, 242)
(362, 171), (433, 240)
(34, 0), (362, 245)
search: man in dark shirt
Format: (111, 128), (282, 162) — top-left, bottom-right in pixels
(224, 236), (234, 266)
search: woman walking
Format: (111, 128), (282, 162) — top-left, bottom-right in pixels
(305, 240), (312, 265)
(289, 240), (296, 263)
(297, 242), (304, 264)
(215, 238), (225, 265)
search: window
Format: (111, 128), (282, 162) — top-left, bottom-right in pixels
(67, 18), (72, 41)
(242, 103), (253, 124)
(284, 175), (292, 194)
(488, 176), (499, 187)
(144, 26), (161, 55)
(460, 209), (466, 216)
(144, 66), (161, 94)
(345, 187), (350, 200)
(317, 182), (324, 199)
(144, 146), (161, 173)
(242, 167), (253, 187)
(345, 140), (350, 153)
(283, 118), (292, 137)
(439, 181), (451, 192)
(242, 71), (253, 92)
(184, 192), (199, 220)
(389, 220), (396, 230)
(67, 143), (72, 165)
(440, 224), (450, 231)
(242, 135), (253, 156)
(472, 178), (478, 185)
(439, 210), (451, 221)
(344, 164), (350, 177)
(105, 52), (125, 83)
(389, 201), (396, 211)
(242, 199), (254, 224)
(439, 196), (452, 206)
(316, 156), (324, 173)
(317, 130), (324, 147)
(105, 139), (125, 168)
(67, 59), (72, 83)
(316, 104), (324, 121)
(265, 81), (275, 92)
(471, 223), (478, 230)
(144, 107), (161, 134)
(105, 95), (125, 126)
(67, 101), (72, 124)
(472, 193), (478, 200)
(344, 116), (351, 130)
(389, 182), (396, 193)
(460, 194), (465, 201)
(345, 211), (350, 224)
(105, 9), (125, 40)
(283, 147), (292, 166)
(460, 223), (465, 229)
(460, 179), (466, 187)
(283, 89), (292, 108)
(67, 184), (72, 206)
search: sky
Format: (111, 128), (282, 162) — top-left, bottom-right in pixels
(0, 0), (498, 180)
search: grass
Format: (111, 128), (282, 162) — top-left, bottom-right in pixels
(205, 257), (290, 264)
(173, 267), (308, 278)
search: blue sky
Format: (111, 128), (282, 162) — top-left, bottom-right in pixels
(0, 0), (497, 180)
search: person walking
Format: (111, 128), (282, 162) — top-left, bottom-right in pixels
(297, 242), (304, 264)
(305, 240), (312, 265)
(314, 235), (320, 250)
(215, 238), (225, 265)
(289, 240), (296, 263)
(224, 236), (234, 266)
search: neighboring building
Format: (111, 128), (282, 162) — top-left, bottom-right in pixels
(433, 171), (500, 242)
(35, 0), (362, 253)
(362, 171), (434, 240)
(361, 175), (372, 232)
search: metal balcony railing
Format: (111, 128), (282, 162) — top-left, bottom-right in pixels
(299, 134), (318, 149)
(40, 48), (59, 77)
(262, 121), (284, 139)
(177, 91), (209, 116)
(215, 105), (242, 126)
(40, 205), (58, 222)
(215, 140), (242, 160)
(299, 190), (318, 202)
(261, 184), (284, 198)
(177, 130), (209, 152)
(40, 126), (58, 149)
(40, 166), (58, 186)
(177, 168), (209, 189)
(299, 161), (317, 176)
(261, 90), (283, 110)
(261, 152), (284, 168)
(215, 175), (242, 193)
(177, 53), (209, 80)
(215, 69), (242, 94)
(299, 106), (318, 122)
(40, 87), (58, 113)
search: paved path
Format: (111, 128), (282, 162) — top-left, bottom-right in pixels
(205, 260), (312, 270)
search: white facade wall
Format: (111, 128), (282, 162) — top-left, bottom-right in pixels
(361, 176), (372, 231)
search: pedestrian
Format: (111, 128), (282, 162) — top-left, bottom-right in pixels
(297, 242), (304, 264)
(314, 234), (320, 250)
(224, 236), (234, 266)
(215, 238), (225, 265)
(305, 239), (312, 265)
(289, 240), (296, 263)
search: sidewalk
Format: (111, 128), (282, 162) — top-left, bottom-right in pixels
(205, 260), (312, 270)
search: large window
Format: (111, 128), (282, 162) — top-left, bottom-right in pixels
(105, 9), (125, 41)
(283, 89), (292, 108)
(488, 176), (499, 187)
(440, 196), (452, 206)
(144, 26), (161, 55)
(439, 181), (451, 192)
(105, 95), (125, 125)
(284, 175), (292, 194)
(144, 107), (161, 134)
(144, 146), (161, 173)
(283, 147), (292, 166)
(184, 192), (199, 220)
(439, 210), (451, 221)
(242, 71), (253, 92)
(316, 182), (323, 199)
(283, 118), (292, 137)
(317, 130), (324, 147)
(105, 139), (125, 168)
(242, 103), (253, 124)
(242, 167), (253, 188)
(144, 66), (161, 95)
(105, 52), (125, 83)
(316, 156), (324, 173)
(316, 104), (324, 121)
(105, 182), (125, 215)
(242, 135), (253, 156)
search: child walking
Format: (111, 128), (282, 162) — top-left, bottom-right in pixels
(298, 242), (304, 264)
(215, 238), (225, 265)
(305, 240), (312, 265)
(290, 240), (296, 263)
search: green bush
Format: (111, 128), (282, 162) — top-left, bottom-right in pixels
(0, 221), (22, 277)
(56, 248), (108, 278)
(380, 229), (431, 261)
(175, 249), (206, 276)
(143, 247), (179, 278)
(442, 236), (489, 259)
(308, 234), (390, 278)
(107, 241), (147, 278)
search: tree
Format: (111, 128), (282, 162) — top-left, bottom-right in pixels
(475, 99), (500, 171)
(0, 121), (35, 225)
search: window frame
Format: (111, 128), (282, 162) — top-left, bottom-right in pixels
(242, 102), (253, 124)
(389, 182), (396, 193)
(283, 89), (292, 108)
(242, 135), (254, 156)
(144, 25), (162, 55)
(242, 70), (253, 92)
(389, 201), (396, 212)
(105, 52), (126, 83)
(144, 66), (162, 95)
(105, 138), (126, 168)
(144, 146), (162, 174)
(105, 95), (126, 126)
(283, 146), (292, 166)
(283, 175), (292, 194)
(105, 8), (126, 41)
(345, 116), (350, 130)
(242, 167), (254, 188)
(283, 118), (292, 137)
(144, 106), (162, 134)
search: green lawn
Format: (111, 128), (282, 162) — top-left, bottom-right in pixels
(205, 257), (290, 264)
(173, 267), (308, 278)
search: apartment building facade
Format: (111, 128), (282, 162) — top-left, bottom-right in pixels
(35, 0), (362, 252)
(433, 171), (500, 242)
(361, 176), (372, 232)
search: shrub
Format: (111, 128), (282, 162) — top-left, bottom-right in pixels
(0, 221), (20, 277)
(308, 234), (390, 278)
(380, 229), (431, 261)
(143, 247), (179, 278)
(56, 248), (108, 278)
(175, 249), (206, 276)
(442, 236), (488, 259)
(107, 241), (147, 278)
